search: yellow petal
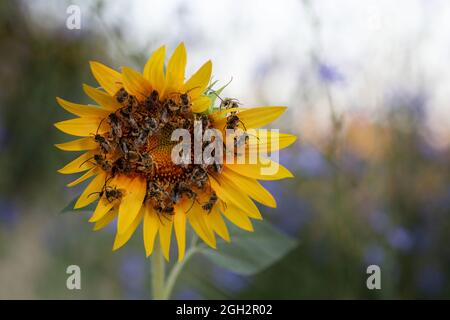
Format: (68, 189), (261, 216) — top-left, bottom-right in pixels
(210, 174), (262, 220)
(74, 171), (107, 209)
(165, 43), (187, 95)
(54, 117), (107, 137)
(55, 137), (98, 152)
(89, 197), (116, 223)
(247, 132), (297, 153)
(159, 215), (173, 261)
(67, 167), (99, 187)
(225, 158), (294, 180)
(89, 61), (122, 96)
(83, 84), (122, 112)
(113, 208), (143, 250)
(150, 46), (166, 94)
(117, 176), (146, 234)
(122, 66), (151, 101)
(144, 205), (159, 257)
(183, 60), (212, 99)
(91, 175), (131, 221)
(191, 96), (211, 113)
(187, 203), (216, 248)
(210, 107), (243, 122)
(143, 45), (166, 82)
(221, 167), (276, 208)
(56, 97), (110, 118)
(174, 204), (186, 261)
(221, 202), (254, 232)
(205, 206), (230, 242)
(93, 208), (118, 231)
(213, 106), (287, 130)
(57, 151), (95, 174)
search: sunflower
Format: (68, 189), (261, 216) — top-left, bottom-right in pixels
(55, 43), (296, 261)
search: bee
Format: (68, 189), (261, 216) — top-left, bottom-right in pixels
(112, 157), (132, 175)
(179, 93), (191, 113)
(202, 193), (218, 213)
(126, 150), (140, 163)
(134, 129), (149, 148)
(137, 152), (155, 173)
(160, 107), (170, 125)
(232, 132), (251, 155)
(210, 163), (223, 173)
(118, 137), (130, 156)
(88, 181), (123, 202)
(147, 181), (166, 198)
(108, 113), (123, 138)
(190, 167), (208, 188)
(93, 154), (113, 171)
(147, 182), (171, 214)
(156, 202), (175, 215)
(208, 93), (244, 130)
(145, 89), (159, 111)
(220, 98), (239, 110)
(143, 117), (159, 133)
(115, 88), (129, 104)
(93, 134), (113, 153)
(164, 98), (179, 112)
(171, 182), (196, 203)
(198, 114), (211, 129)
(118, 106), (139, 133)
(169, 115), (191, 130)
(103, 186), (123, 202)
(181, 118), (193, 130)
(208, 87), (238, 111)
(225, 113), (246, 130)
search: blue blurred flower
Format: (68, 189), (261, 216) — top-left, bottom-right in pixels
(253, 60), (274, 80)
(417, 265), (444, 297)
(119, 252), (146, 299)
(368, 209), (391, 235)
(0, 198), (19, 227)
(174, 288), (202, 300)
(275, 196), (311, 235)
(430, 186), (450, 212)
(317, 63), (344, 83)
(364, 244), (385, 265)
(0, 120), (6, 151)
(294, 145), (330, 177)
(386, 88), (428, 120)
(212, 266), (248, 293)
(388, 227), (414, 252)
(260, 181), (312, 235)
(416, 139), (444, 162)
(341, 151), (367, 177)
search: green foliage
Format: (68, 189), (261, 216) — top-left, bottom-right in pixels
(198, 220), (297, 275)
(205, 79), (232, 113)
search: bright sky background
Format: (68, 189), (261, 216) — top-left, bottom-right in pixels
(27, 0), (450, 147)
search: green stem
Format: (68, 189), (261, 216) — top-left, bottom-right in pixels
(151, 240), (166, 300)
(162, 235), (199, 300)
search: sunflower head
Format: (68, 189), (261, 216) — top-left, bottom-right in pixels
(55, 43), (296, 261)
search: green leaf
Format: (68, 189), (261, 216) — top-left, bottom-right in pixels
(60, 194), (97, 214)
(205, 78), (232, 113)
(198, 220), (297, 276)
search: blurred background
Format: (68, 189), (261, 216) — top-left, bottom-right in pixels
(1, 0), (450, 299)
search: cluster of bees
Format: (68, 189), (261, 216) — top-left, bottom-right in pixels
(88, 86), (246, 218)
